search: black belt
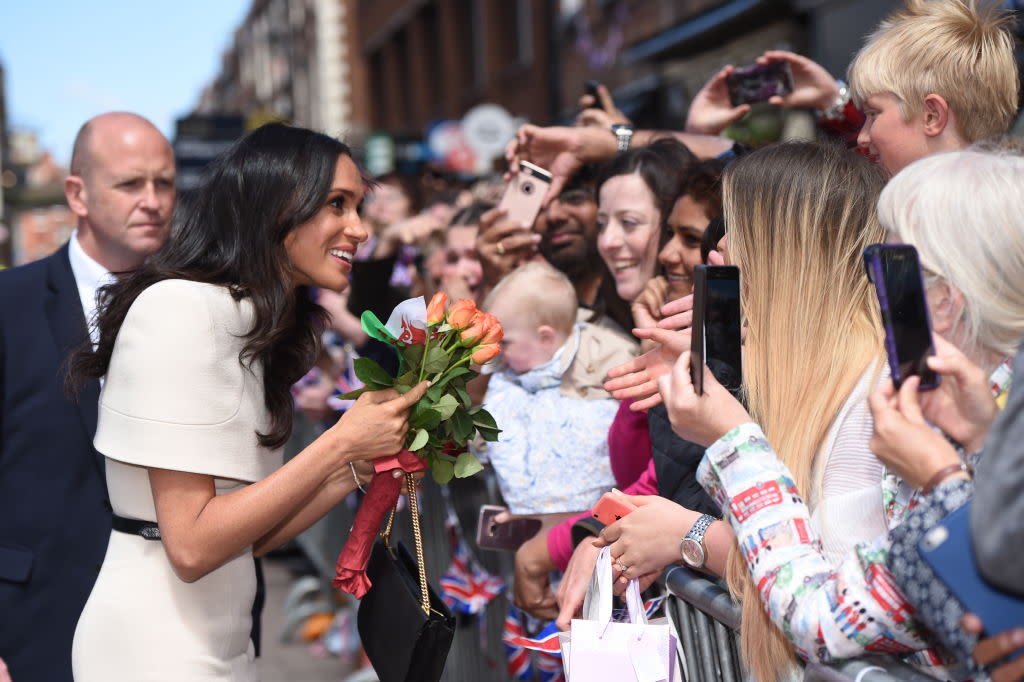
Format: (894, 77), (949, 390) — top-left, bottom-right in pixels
(111, 514), (162, 541)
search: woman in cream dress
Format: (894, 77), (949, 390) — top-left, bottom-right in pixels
(71, 124), (428, 681)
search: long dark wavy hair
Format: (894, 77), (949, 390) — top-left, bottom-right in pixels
(70, 123), (365, 449)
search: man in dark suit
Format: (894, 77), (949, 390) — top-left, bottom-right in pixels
(0, 112), (175, 682)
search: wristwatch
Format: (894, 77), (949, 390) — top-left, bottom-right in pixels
(679, 514), (716, 569)
(611, 124), (634, 152)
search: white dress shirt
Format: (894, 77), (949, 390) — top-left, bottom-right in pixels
(67, 230), (117, 348)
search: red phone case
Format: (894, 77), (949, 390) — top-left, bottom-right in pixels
(591, 494), (637, 525)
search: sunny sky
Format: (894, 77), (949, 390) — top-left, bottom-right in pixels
(1, 1), (252, 166)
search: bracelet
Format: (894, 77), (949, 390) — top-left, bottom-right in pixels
(921, 461), (973, 495)
(817, 80), (852, 121)
(349, 461), (368, 493)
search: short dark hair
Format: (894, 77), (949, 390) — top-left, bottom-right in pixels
(71, 123), (364, 448)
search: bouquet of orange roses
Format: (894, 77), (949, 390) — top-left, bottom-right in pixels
(332, 292), (503, 598)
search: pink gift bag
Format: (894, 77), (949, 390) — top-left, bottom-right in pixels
(562, 547), (679, 682)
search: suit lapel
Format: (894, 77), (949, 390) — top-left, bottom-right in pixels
(44, 244), (104, 476)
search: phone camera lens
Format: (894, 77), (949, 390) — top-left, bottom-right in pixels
(521, 181), (534, 195)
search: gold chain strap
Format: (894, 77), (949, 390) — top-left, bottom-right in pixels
(406, 473), (431, 615)
(377, 474), (430, 615)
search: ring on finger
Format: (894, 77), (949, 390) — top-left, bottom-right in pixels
(496, 240), (506, 256)
(617, 560), (629, 574)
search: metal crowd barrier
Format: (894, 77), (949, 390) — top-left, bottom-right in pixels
(663, 566), (934, 682)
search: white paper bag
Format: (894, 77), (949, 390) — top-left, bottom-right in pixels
(563, 547), (678, 682)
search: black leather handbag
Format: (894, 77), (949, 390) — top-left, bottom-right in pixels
(357, 473), (455, 682)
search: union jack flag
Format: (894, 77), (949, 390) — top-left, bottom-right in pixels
(439, 541), (505, 615)
(503, 607), (536, 680)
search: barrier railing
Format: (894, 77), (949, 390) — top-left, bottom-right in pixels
(663, 566), (934, 682)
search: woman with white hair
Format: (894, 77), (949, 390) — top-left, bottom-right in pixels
(867, 143), (1024, 673)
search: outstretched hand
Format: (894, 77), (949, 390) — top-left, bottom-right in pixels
(685, 66), (752, 135)
(605, 327), (691, 410)
(658, 352), (751, 447)
(756, 51), (840, 111)
(505, 125), (616, 206)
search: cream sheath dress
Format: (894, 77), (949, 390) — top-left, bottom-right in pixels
(72, 280), (281, 681)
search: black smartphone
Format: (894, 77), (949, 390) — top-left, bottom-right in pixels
(725, 62), (794, 106)
(863, 244), (940, 390)
(584, 80), (604, 110)
(690, 265), (743, 396)
(475, 505), (542, 552)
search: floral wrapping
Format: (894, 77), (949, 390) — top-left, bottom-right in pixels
(697, 423), (961, 676)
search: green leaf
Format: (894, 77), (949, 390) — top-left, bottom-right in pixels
(431, 459), (455, 484)
(426, 383), (444, 403)
(353, 357), (394, 388)
(408, 428), (429, 451)
(394, 370), (418, 389)
(338, 386), (371, 400)
(432, 394), (459, 420)
(410, 403), (442, 430)
(433, 366), (470, 393)
(454, 384), (471, 409)
(477, 426), (501, 443)
(400, 343), (424, 368)
(437, 322), (453, 333)
(454, 451), (484, 478)
(423, 345), (450, 374)
(450, 409), (474, 442)
(471, 409), (498, 430)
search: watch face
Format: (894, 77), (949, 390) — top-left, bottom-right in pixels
(680, 538), (705, 567)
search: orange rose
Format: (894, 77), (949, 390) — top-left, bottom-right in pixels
(460, 316), (488, 345)
(478, 313), (503, 345)
(426, 292), (447, 325)
(447, 299), (479, 330)
(471, 343), (500, 364)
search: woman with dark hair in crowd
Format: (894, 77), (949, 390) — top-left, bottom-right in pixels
(70, 123), (428, 681)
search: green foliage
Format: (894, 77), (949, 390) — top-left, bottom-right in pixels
(350, 305), (503, 485)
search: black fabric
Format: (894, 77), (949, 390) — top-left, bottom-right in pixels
(0, 245), (110, 682)
(358, 540), (455, 682)
(570, 515), (605, 550)
(110, 515), (161, 540)
(647, 405), (721, 517)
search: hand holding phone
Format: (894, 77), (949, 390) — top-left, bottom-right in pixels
(690, 265), (743, 396)
(497, 161), (553, 230)
(863, 244), (940, 390)
(584, 80), (605, 110)
(590, 492), (638, 525)
(726, 62), (794, 106)
(476, 505), (542, 552)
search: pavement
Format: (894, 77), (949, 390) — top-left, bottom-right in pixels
(255, 555), (367, 682)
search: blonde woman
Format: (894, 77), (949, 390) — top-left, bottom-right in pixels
(599, 142), (957, 680)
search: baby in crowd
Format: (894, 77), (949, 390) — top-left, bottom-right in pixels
(473, 262), (620, 514)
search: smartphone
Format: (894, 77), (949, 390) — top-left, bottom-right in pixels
(591, 492), (637, 525)
(863, 244), (940, 390)
(726, 62), (794, 106)
(584, 80), (604, 110)
(476, 505), (542, 552)
(690, 265), (743, 396)
(919, 503), (1024, 657)
(497, 160), (553, 229)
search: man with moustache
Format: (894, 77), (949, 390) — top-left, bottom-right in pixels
(0, 112), (175, 682)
